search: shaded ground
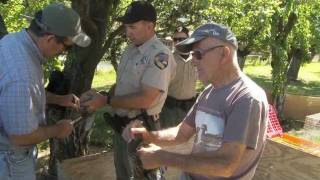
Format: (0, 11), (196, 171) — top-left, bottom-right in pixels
(36, 146), (107, 180)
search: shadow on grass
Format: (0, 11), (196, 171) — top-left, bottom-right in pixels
(89, 106), (114, 151)
(287, 80), (320, 96)
(90, 116), (114, 150)
(315, 71), (320, 78)
(248, 75), (273, 90)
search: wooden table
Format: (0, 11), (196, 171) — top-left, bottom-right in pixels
(59, 137), (320, 180)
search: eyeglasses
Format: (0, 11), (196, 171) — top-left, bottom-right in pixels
(55, 36), (73, 51)
(61, 41), (73, 51)
(191, 45), (224, 60)
(173, 37), (187, 42)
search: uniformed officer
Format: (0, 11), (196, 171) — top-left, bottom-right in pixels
(160, 26), (197, 128)
(80, 1), (176, 179)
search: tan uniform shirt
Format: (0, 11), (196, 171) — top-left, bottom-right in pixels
(168, 51), (197, 100)
(114, 35), (176, 117)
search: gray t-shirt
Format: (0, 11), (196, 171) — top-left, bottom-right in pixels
(185, 73), (268, 180)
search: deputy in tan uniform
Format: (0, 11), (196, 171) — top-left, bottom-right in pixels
(160, 26), (197, 128)
(80, 1), (175, 180)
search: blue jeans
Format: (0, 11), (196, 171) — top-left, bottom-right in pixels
(0, 147), (37, 180)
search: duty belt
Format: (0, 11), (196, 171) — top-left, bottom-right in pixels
(103, 112), (159, 134)
(165, 96), (196, 110)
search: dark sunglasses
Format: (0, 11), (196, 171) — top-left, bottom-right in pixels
(173, 37), (187, 42)
(55, 36), (73, 51)
(191, 45), (224, 60)
(61, 41), (73, 51)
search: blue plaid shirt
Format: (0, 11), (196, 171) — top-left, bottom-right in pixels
(0, 29), (46, 143)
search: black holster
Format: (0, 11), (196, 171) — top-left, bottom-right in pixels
(129, 112), (163, 180)
(103, 113), (132, 134)
(103, 111), (160, 134)
(104, 111), (164, 180)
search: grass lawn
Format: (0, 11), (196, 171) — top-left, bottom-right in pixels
(244, 61), (320, 97)
(92, 68), (116, 91)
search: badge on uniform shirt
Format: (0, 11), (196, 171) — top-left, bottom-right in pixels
(140, 56), (148, 64)
(154, 52), (169, 70)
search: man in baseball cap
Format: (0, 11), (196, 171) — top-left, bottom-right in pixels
(130, 22), (268, 180)
(36, 3), (91, 48)
(176, 22), (238, 53)
(0, 3), (91, 179)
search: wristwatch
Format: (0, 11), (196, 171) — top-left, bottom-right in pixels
(106, 95), (112, 105)
(98, 90), (111, 105)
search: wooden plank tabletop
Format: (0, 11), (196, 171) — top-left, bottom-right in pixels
(59, 138), (320, 180)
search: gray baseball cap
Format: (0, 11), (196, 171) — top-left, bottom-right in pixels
(176, 23), (238, 53)
(36, 3), (91, 47)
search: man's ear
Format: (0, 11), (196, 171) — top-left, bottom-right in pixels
(45, 34), (56, 43)
(220, 46), (231, 63)
(146, 21), (155, 31)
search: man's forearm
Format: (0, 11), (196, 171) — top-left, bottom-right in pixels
(156, 149), (239, 178)
(149, 126), (182, 146)
(111, 93), (149, 109)
(146, 122), (194, 146)
(46, 91), (63, 105)
(9, 126), (57, 146)
(110, 85), (161, 110)
(149, 123), (194, 146)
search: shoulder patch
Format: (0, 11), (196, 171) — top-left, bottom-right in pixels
(154, 53), (169, 70)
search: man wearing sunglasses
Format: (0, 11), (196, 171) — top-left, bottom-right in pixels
(130, 23), (268, 180)
(0, 3), (91, 180)
(160, 26), (197, 129)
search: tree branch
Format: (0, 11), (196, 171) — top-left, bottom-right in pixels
(99, 25), (124, 60)
(283, 12), (298, 39)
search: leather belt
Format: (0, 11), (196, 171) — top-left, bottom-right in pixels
(165, 96), (196, 110)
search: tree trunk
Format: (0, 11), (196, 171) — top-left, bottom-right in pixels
(237, 56), (245, 70)
(237, 49), (250, 70)
(287, 49), (303, 81)
(0, 13), (8, 39)
(46, 0), (122, 177)
(270, 3), (297, 120)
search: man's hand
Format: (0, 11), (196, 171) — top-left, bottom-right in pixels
(54, 119), (74, 139)
(9, 119), (74, 146)
(137, 144), (162, 169)
(80, 89), (108, 112)
(130, 126), (153, 144)
(46, 91), (80, 110)
(122, 120), (143, 142)
(59, 94), (80, 110)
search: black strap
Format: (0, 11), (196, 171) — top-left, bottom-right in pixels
(104, 111), (154, 134)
